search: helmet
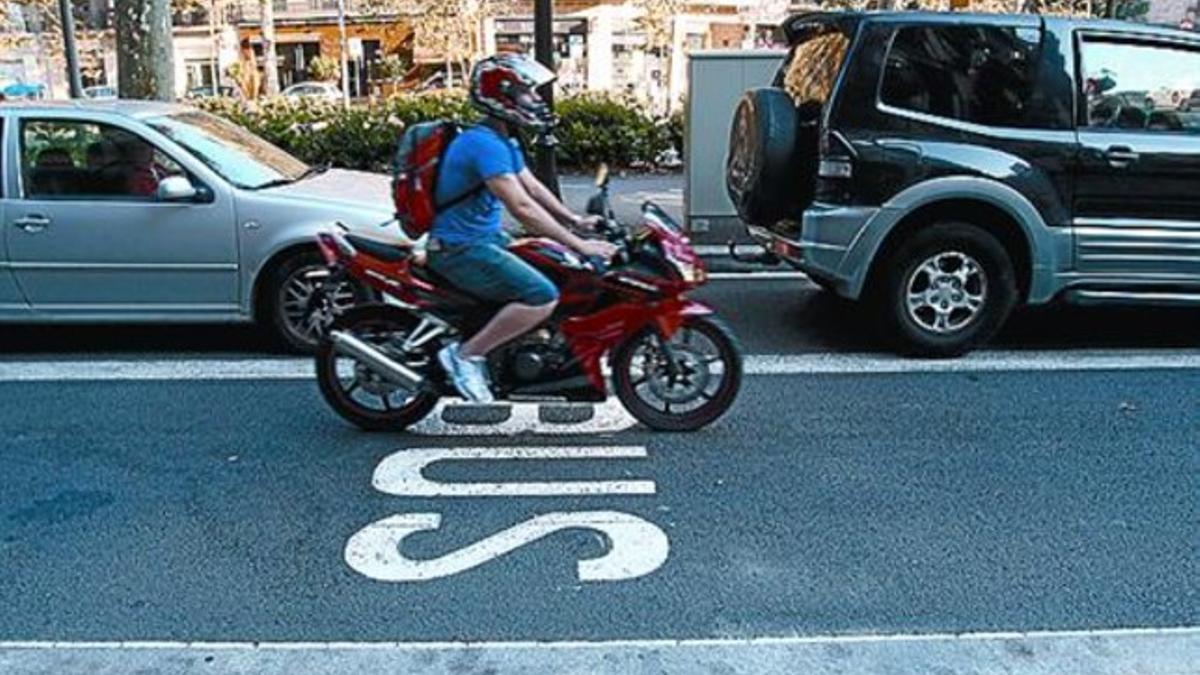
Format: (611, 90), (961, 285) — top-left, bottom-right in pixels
(469, 53), (557, 132)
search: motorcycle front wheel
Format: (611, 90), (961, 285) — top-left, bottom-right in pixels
(611, 315), (743, 432)
(315, 305), (440, 432)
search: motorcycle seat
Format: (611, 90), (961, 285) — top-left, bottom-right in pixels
(345, 234), (412, 263)
(410, 263), (497, 307)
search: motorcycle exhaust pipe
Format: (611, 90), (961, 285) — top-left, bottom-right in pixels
(328, 330), (425, 391)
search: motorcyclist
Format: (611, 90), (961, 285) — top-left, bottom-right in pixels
(430, 53), (619, 403)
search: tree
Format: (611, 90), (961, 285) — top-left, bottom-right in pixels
(1, 0), (125, 97)
(259, 0), (280, 95)
(308, 55), (341, 81)
(633, 0), (684, 114)
(358, 0), (520, 84)
(115, 0), (175, 99)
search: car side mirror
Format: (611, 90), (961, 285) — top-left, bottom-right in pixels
(157, 175), (198, 202)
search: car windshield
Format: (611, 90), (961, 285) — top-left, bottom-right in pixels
(145, 110), (308, 189)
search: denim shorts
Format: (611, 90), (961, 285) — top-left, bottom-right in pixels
(427, 242), (560, 306)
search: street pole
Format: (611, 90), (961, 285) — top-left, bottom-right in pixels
(209, 0), (219, 94)
(533, 0), (560, 197)
(336, 0), (351, 108)
(58, 0), (83, 98)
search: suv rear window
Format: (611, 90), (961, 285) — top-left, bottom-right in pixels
(881, 25), (1042, 128)
(781, 30), (851, 107)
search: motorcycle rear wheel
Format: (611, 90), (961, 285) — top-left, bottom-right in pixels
(612, 315), (742, 432)
(316, 305), (440, 432)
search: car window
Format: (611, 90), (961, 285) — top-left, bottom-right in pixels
(1080, 39), (1200, 134)
(880, 24), (1043, 128)
(1, 117), (6, 199)
(20, 119), (185, 200)
(782, 30), (850, 108)
(146, 110), (308, 189)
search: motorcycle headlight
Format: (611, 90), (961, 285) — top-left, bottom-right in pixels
(670, 257), (706, 284)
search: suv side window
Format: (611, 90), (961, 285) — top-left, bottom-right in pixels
(0, 117), (5, 199)
(1080, 39), (1200, 134)
(20, 119), (185, 200)
(881, 25), (1042, 128)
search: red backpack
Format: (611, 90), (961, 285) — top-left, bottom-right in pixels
(390, 121), (483, 239)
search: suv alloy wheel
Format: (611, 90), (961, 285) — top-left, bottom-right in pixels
(876, 222), (1018, 357)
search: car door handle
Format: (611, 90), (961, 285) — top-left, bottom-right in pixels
(1103, 146), (1139, 168)
(13, 215), (50, 233)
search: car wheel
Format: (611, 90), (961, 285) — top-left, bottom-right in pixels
(875, 222), (1018, 358)
(268, 251), (372, 353)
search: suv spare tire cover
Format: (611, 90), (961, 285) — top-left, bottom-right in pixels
(726, 87), (816, 228)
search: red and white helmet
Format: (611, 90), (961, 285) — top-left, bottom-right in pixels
(469, 53), (557, 132)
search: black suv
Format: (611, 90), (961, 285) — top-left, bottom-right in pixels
(727, 11), (1200, 356)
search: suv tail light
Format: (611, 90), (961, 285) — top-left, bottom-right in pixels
(818, 158), (854, 179)
(818, 129), (855, 179)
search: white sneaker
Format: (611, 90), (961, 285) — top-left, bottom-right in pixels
(437, 343), (494, 403)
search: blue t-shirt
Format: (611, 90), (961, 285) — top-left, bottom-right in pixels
(431, 125), (525, 246)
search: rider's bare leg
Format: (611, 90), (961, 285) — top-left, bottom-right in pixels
(460, 300), (556, 358)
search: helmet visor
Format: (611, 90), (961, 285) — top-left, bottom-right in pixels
(509, 56), (556, 89)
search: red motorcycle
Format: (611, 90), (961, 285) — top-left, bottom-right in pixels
(311, 167), (742, 432)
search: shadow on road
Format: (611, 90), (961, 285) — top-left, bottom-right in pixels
(697, 281), (1197, 354)
(0, 287), (1194, 357)
(0, 323), (279, 357)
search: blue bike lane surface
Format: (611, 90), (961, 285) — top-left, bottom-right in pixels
(0, 365), (1196, 647)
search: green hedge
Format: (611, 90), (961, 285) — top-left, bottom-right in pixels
(195, 91), (682, 172)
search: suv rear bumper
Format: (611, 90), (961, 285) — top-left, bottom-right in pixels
(746, 203), (879, 298)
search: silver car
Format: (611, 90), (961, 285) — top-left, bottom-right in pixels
(0, 100), (395, 351)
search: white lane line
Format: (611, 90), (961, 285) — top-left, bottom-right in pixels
(695, 244), (760, 257)
(0, 625), (1194, 649)
(372, 446), (655, 497)
(0, 349), (1196, 382)
(746, 350), (1200, 375)
(707, 271), (810, 280)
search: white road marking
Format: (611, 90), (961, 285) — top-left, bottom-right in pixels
(695, 244), (763, 257)
(409, 399), (637, 436)
(745, 350), (1200, 375)
(1, 349), (1196, 383)
(372, 446), (655, 497)
(344, 511), (670, 583)
(707, 271), (810, 280)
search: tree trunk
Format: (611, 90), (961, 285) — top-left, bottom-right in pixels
(115, 0), (175, 100)
(260, 0), (280, 95)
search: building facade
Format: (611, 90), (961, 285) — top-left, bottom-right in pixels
(4, 0), (790, 102)
(1148, 0), (1199, 28)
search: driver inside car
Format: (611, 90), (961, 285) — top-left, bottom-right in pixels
(429, 53), (619, 404)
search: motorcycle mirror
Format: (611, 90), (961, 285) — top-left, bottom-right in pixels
(585, 193), (606, 217)
(595, 163), (610, 188)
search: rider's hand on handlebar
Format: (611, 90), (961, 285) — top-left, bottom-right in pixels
(575, 214), (607, 233)
(576, 239), (621, 261)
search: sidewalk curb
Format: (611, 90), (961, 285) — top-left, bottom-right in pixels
(2, 627), (1196, 674)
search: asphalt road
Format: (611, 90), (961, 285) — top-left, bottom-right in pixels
(1, 369), (1196, 642)
(0, 273), (1197, 673)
